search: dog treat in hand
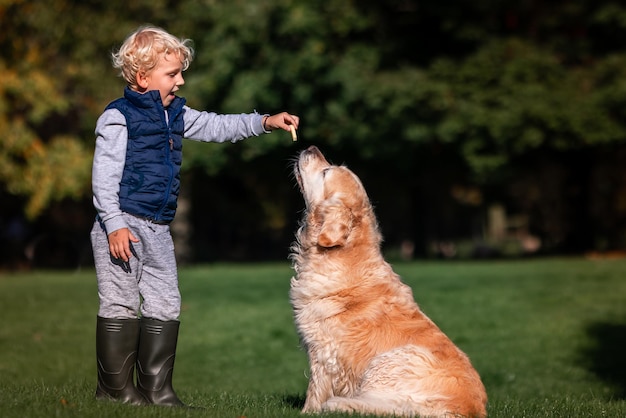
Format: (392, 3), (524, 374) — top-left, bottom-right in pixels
(290, 125), (298, 141)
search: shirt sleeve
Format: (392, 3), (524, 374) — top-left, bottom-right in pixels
(182, 106), (267, 143)
(92, 109), (128, 234)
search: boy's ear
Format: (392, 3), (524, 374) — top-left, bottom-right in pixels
(136, 71), (149, 90)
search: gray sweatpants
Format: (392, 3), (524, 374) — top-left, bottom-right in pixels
(91, 213), (181, 321)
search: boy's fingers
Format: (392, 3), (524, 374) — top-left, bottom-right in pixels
(115, 244), (130, 262)
(110, 244), (126, 262)
(287, 114), (299, 129)
(108, 229), (137, 262)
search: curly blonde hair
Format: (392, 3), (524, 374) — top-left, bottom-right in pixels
(112, 25), (194, 90)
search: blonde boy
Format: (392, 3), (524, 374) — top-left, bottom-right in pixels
(91, 25), (299, 406)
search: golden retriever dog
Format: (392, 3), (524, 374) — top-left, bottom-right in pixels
(289, 146), (487, 417)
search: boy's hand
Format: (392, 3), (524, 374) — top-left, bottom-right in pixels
(108, 228), (139, 262)
(264, 112), (299, 132)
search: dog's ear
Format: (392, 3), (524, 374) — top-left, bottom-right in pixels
(316, 199), (352, 248)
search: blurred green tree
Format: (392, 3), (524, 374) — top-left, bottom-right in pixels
(2, 0), (626, 264)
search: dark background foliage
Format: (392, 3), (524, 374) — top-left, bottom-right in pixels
(2, 0), (626, 268)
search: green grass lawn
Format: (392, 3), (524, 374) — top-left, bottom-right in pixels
(1, 258), (625, 417)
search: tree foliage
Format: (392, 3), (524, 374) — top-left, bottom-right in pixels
(2, 0), (626, 262)
(176, 1), (626, 181)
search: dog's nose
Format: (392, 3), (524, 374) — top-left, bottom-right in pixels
(300, 145), (319, 160)
(305, 145), (322, 157)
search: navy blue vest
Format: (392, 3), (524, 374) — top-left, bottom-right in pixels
(106, 87), (186, 223)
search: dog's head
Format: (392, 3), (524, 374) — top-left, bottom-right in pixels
(294, 146), (371, 248)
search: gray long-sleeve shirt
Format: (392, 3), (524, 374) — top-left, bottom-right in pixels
(93, 106), (266, 234)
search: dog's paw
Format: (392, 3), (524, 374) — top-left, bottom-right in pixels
(301, 404), (320, 414)
(321, 396), (359, 413)
(302, 398), (324, 414)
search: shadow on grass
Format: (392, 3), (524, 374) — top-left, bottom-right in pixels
(282, 393), (305, 410)
(579, 320), (626, 399)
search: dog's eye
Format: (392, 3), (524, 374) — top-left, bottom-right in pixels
(322, 168), (331, 177)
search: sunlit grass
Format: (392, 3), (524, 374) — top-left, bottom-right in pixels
(1, 258), (625, 417)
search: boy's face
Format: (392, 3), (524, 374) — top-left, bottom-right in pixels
(136, 52), (185, 107)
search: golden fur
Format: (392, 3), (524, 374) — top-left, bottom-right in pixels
(289, 146), (487, 417)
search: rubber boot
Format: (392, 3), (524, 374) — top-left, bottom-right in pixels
(136, 317), (184, 406)
(95, 316), (146, 404)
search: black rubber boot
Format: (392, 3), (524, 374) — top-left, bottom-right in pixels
(95, 316), (146, 404)
(136, 317), (184, 406)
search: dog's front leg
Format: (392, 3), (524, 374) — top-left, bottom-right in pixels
(302, 360), (334, 413)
